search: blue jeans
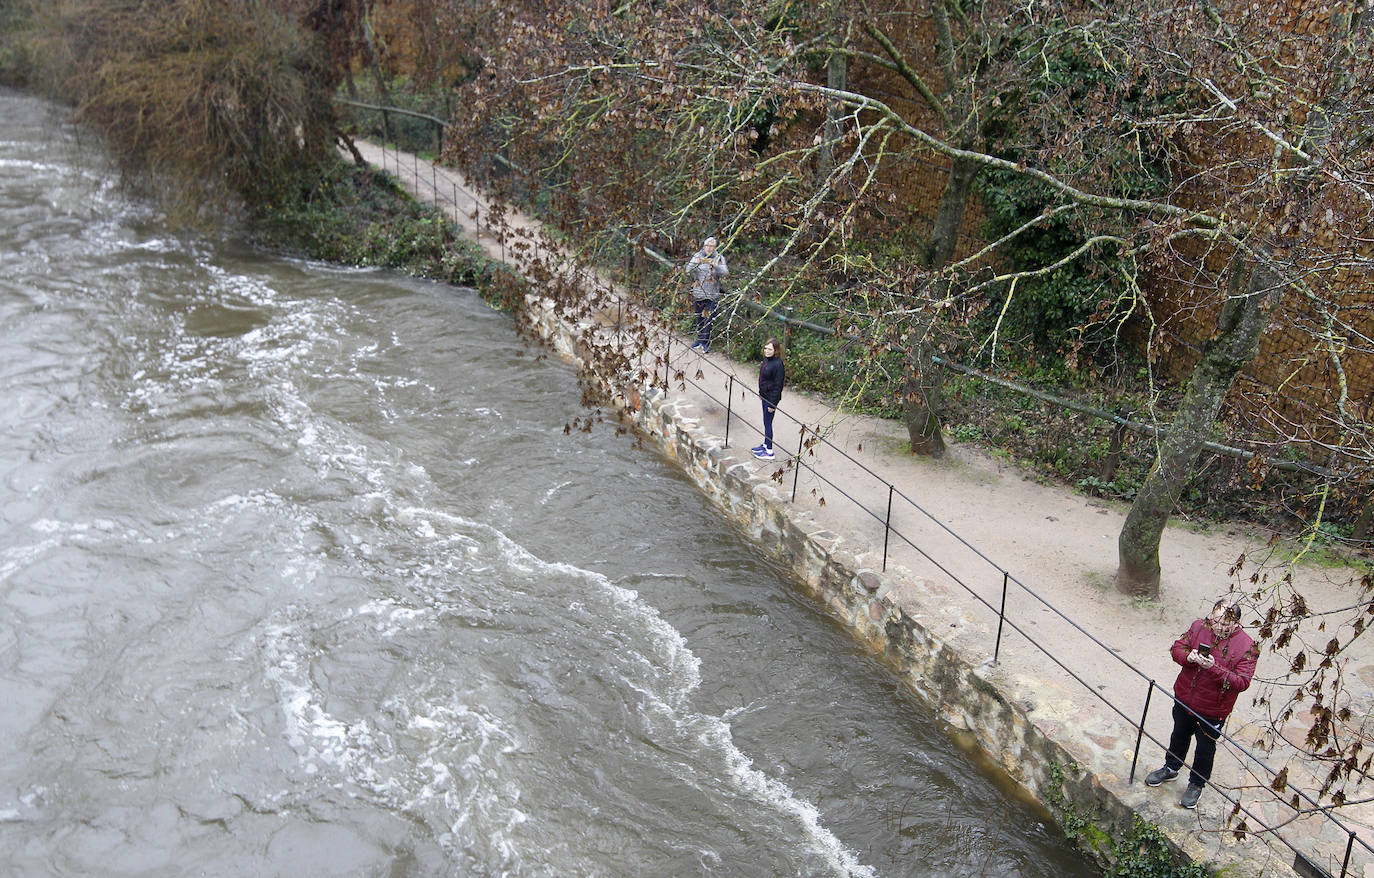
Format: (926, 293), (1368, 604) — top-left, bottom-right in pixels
(762, 402), (776, 449)
(693, 298), (714, 348)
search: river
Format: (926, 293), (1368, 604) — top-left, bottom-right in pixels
(0, 89), (1098, 877)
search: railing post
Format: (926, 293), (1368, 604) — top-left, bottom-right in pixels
(663, 328), (672, 391)
(1341, 830), (1355, 878)
(791, 424), (804, 501)
(882, 484), (894, 572)
(1129, 682), (1156, 785)
(724, 375), (735, 448)
(382, 110), (391, 168)
(993, 571), (1009, 663)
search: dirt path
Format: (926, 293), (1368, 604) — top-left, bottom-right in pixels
(351, 139), (1374, 876)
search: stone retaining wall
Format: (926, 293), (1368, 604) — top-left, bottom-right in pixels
(522, 296), (1233, 876)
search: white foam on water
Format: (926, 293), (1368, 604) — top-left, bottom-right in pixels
(357, 597), (430, 638)
(3, 519), (153, 584)
(0, 158), (65, 174)
(260, 598), (531, 872)
(471, 519), (874, 877)
(0, 536), (66, 586)
(697, 714), (876, 877)
(541, 480), (573, 503)
(262, 618), (356, 761)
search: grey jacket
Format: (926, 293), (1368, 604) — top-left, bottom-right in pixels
(687, 249), (728, 302)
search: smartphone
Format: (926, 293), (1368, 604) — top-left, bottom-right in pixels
(1198, 643), (1212, 657)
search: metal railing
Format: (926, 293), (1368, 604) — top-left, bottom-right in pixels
(657, 326), (1368, 878)
(343, 102), (1370, 878)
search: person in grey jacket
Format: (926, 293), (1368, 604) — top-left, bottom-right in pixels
(687, 236), (728, 353)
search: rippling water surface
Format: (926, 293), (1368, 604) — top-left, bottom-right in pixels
(0, 89), (1099, 877)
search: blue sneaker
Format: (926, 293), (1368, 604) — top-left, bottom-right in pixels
(749, 444), (767, 455)
(753, 447), (775, 461)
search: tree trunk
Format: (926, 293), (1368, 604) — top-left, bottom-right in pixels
(901, 153), (980, 455)
(903, 326), (946, 457)
(926, 154), (980, 269)
(360, 6), (393, 107)
(1116, 261), (1282, 597)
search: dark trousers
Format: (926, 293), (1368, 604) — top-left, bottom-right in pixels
(1164, 701), (1225, 786)
(762, 402), (776, 449)
(693, 298), (714, 348)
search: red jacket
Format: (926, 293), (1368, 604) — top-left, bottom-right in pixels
(1170, 618), (1258, 719)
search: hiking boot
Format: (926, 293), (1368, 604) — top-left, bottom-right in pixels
(1144, 767), (1178, 787)
(1180, 783), (1203, 809)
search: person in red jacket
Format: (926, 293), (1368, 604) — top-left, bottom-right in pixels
(1145, 600), (1258, 809)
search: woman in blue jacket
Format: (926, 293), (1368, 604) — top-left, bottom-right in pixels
(752, 338), (785, 460)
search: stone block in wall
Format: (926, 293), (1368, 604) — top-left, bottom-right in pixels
(757, 520), (780, 552)
(721, 462), (754, 509)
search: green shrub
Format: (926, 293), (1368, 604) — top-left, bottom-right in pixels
(252, 161), (492, 291)
(24, 0), (356, 220)
(949, 424), (982, 443)
(1108, 818), (1210, 878)
(0, 2), (35, 85)
(1047, 763), (1210, 878)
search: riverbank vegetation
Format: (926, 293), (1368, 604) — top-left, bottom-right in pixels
(248, 159), (493, 287)
(0, 0), (503, 299)
(1047, 763), (1210, 878)
(7, 0), (361, 220)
